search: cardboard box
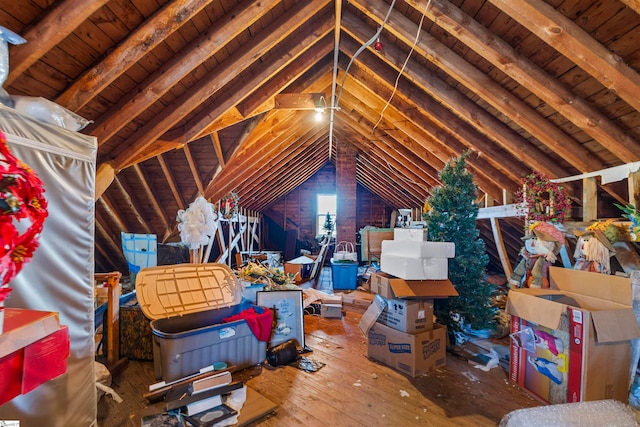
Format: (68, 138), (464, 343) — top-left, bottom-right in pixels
(380, 253), (448, 280)
(393, 228), (428, 241)
(368, 322), (447, 377)
(368, 271), (458, 300)
(507, 267), (640, 404)
(321, 303), (343, 318)
(377, 298), (434, 333)
(284, 263), (311, 284)
(340, 290), (374, 313)
(382, 240), (455, 258)
(0, 325), (70, 405)
(359, 228), (394, 262)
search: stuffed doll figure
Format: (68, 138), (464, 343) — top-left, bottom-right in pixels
(573, 221), (618, 274)
(509, 222), (564, 289)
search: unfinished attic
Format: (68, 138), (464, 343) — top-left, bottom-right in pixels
(2, 0), (640, 425)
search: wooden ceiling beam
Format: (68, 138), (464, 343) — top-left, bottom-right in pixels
(236, 45), (334, 117)
(205, 112), (325, 202)
(244, 138), (327, 210)
(186, 19), (334, 143)
(330, 128), (424, 207)
(247, 141), (329, 211)
(83, 0), (279, 142)
(416, 0), (640, 162)
(55, 0), (215, 111)
(348, 3), (603, 173)
(620, 0), (640, 14)
(7, 0), (110, 86)
(238, 130), (326, 205)
(111, 0), (332, 171)
(221, 110), (298, 167)
(132, 164), (170, 231)
(489, 0), (640, 114)
(157, 154), (185, 212)
(341, 127), (432, 203)
(336, 110), (441, 190)
(112, 175), (153, 234)
(210, 132), (225, 168)
(182, 144), (204, 196)
(341, 12), (571, 181)
(339, 77), (520, 198)
(340, 38), (536, 184)
(189, 60), (333, 146)
(355, 158), (417, 208)
(97, 195), (128, 234)
(95, 220), (126, 273)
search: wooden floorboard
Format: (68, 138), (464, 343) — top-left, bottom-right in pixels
(97, 308), (540, 427)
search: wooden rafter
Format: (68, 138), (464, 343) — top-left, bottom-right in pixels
(183, 144), (204, 196)
(418, 0), (640, 162)
(210, 132), (225, 168)
(112, 175), (153, 234)
(111, 0), (332, 171)
(85, 0), (279, 144)
(489, 0), (640, 114)
(6, 0), (110, 86)
(341, 13), (571, 180)
(132, 164), (170, 230)
(55, 0), (215, 111)
(185, 14), (334, 143)
(350, 2), (603, 173)
(157, 154), (185, 212)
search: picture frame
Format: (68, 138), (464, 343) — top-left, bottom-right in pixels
(256, 289), (305, 348)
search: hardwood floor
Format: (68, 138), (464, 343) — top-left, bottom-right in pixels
(97, 310), (540, 426)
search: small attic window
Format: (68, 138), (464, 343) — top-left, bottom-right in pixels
(317, 194), (336, 236)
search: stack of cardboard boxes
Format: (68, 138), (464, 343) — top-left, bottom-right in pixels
(362, 228), (458, 377)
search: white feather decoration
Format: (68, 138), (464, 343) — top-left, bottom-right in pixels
(177, 196), (217, 249)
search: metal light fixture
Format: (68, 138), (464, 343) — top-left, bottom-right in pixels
(314, 95), (326, 121)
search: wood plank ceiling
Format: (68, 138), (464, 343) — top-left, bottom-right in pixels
(1, 0), (640, 272)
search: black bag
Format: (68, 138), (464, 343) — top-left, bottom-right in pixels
(266, 339), (299, 366)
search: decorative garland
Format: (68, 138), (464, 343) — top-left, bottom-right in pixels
(0, 130), (48, 304)
(514, 171), (571, 224)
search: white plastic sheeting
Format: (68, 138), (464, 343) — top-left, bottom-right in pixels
(0, 105), (97, 426)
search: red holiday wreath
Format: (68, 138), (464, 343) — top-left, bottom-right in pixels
(0, 130), (48, 302)
(514, 171), (571, 224)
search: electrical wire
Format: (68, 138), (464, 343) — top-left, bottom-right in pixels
(334, 0), (397, 109)
(372, 0), (432, 133)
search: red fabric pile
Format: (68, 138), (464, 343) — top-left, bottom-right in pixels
(223, 306), (272, 342)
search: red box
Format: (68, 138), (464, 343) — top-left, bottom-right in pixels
(0, 325), (70, 404)
(1, 308), (60, 358)
(22, 325), (70, 394)
(0, 349), (24, 404)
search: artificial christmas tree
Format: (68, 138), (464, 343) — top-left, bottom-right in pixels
(423, 152), (495, 335)
(323, 212), (334, 235)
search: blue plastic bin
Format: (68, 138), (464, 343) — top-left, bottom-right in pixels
(331, 259), (358, 290)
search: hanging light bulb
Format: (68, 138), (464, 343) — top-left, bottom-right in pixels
(374, 37), (383, 51)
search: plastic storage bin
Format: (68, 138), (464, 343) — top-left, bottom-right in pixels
(136, 263), (268, 381)
(331, 259), (358, 290)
